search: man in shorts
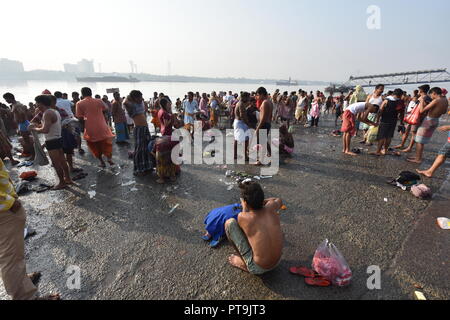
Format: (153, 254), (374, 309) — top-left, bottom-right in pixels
(402, 85), (431, 153)
(341, 101), (379, 156)
(407, 87), (449, 164)
(225, 181), (283, 275)
(29, 95), (73, 190)
(416, 125), (450, 178)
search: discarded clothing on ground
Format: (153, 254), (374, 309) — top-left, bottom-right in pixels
(204, 203), (242, 242)
(15, 181), (31, 195)
(19, 171), (38, 181)
(411, 184), (432, 200)
(387, 171), (421, 190)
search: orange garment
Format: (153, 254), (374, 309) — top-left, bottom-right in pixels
(76, 97), (115, 142)
(210, 108), (217, 127)
(151, 110), (161, 128)
(86, 139), (113, 159)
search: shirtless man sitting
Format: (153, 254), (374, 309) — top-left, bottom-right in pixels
(225, 181), (283, 275)
(407, 87), (449, 164)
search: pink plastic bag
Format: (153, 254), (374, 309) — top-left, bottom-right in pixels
(312, 239), (352, 287)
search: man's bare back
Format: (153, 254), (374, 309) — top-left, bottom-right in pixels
(238, 198), (283, 269)
(12, 102), (27, 123)
(428, 96), (449, 118)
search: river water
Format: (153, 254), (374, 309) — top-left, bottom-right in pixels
(0, 80), (448, 105)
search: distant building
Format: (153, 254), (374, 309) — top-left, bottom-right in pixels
(63, 59), (95, 74)
(63, 63), (78, 73)
(0, 58), (24, 73)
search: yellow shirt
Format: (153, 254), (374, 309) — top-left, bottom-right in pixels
(0, 159), (18, 212)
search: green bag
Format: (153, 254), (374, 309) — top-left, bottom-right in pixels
(367, 126), (379, 144)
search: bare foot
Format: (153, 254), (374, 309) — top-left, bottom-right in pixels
(401, 148), (412, 153)
(416, 169), (433, 178)
(407, 157), (422, 164)
(65, 179), (76, 186)
(345, 151), (358, 156)
(52, 183), (67, 191)
(393, 145), (403, 150)
(228, 254), (249, 273)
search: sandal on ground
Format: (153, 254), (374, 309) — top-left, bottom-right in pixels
(201, 234), (212, 241)
(305, 276), (332, 287)
(289, 266), (317, 278)
(210, 238), (223, 248)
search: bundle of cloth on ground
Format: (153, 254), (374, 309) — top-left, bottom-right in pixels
(204, 203), (243, 242)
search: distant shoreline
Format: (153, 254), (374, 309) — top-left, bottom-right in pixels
(0, 71), (330, 86)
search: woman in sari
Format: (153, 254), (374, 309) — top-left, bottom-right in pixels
(124, 91), (153, 176)
(209, 91), (220, 128)
(155, 98), (177, 184)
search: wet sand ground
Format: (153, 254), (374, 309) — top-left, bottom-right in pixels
(1, 114), (449, 300)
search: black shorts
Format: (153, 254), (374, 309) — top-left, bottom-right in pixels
(45, 138), (63, 151)
(377, 123), (396, 140)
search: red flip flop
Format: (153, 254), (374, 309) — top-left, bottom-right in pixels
(289, 266), (317, 278)
(305, 277), (331, 287)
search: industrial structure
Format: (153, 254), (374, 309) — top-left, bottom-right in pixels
(346, 69), (450, 87)
(326, 69), (450, 93)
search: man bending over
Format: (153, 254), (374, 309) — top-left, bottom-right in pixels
(225, 181), (283, 275)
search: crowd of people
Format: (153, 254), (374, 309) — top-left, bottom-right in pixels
(0, 82), (449, 299)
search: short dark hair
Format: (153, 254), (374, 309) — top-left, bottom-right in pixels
(54, 91), (63, 99)
(418, 85), (430, 94)
(129, 90), (143, 100)
(160, 98), (168, 109)
(81, 87), (92, 97)
(393, 89), (404, 98)
(256, 87), (268, 96)
(375, 84), (384, 90)
(429, 87), (442, 95)
(239, 181), (265, 210)
(49, 95), (57, 105)
(371, 104), (380, 113)
(3, 92), (14, 100)
(35, 95), (52, 107)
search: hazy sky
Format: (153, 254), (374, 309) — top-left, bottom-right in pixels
(1, 0), (449, 81)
